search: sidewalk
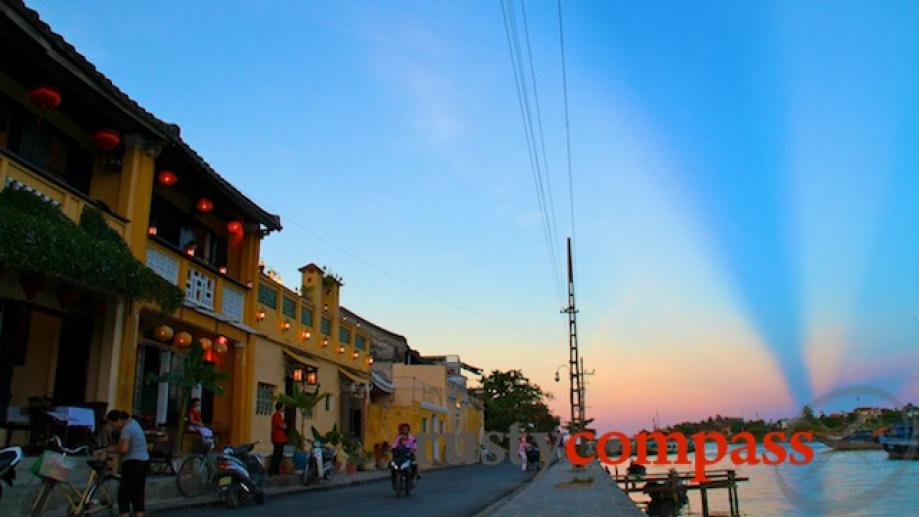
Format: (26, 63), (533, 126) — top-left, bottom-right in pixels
(479, 460), (644, 517)
(1, 456), (436, 515)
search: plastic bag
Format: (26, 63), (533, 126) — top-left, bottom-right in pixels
(30, 450), (75, 481)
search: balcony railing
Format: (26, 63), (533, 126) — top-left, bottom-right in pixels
(146, 240), (247, 322)
(0, 149), (128, 239)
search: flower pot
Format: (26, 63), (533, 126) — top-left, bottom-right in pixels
(376, 458), (389, 470)
(362, 460), (375, 471)
(346, 462), (358, 476)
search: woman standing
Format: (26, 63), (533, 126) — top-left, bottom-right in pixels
(106, 410), (149, 517)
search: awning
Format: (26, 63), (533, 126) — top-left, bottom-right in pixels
(371, 370), (394, 393)
(338, 367), (368, 384)
(283, 348), (320, 369)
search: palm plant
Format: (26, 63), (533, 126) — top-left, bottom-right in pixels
(145, 342), (228, 453)
(275, 384), (329, 449)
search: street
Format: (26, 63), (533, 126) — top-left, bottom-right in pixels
(163, 463), (536, 516)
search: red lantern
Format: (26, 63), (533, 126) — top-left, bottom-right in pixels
(203, 349), (217, 363)
(195, 198), (214, 213)
(92, 129), (120, 151)
(153, 325), (174, 342)
(215, 340), (229, 354)
(198, 337), (213, 351)
(29, 85), (61, 110)
(226, 220), (243, 235)
(157, 170), (178, 186)
(174, 331), (192, 348)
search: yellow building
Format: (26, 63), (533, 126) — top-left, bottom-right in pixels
(366, 356), (484, 465)
(0, 2), (280, 448)
(249, 264), (372, 458)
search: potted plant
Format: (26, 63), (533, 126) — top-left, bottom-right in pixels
(342, 436), (362, 476)
(360, 447), (376, 471)
(145, 342), (227, 454)
(275, 384), (329, 459)
(373, 441), (391, 470)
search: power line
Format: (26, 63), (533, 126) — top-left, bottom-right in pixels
(556, 0), (577, 264)
(500, 0), (565, 304)
(267, 211), (557, 341)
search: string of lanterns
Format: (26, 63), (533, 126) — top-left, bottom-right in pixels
(152, 324), (230, 357)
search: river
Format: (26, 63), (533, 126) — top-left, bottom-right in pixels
(612, 442), (918, 516)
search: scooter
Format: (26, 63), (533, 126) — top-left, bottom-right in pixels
(0, 446), (23, 499)
(216, 442), (265, 508)
(390, 446), (414, 498)
(303, 438), (336, 485)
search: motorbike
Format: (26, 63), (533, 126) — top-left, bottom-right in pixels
(303, 438), (336, 485)
(389, 446), (414, 498)
(0, 446), (23, 499)
(216, 442), (266, 508)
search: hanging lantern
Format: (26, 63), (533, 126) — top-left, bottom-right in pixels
(198, 337), (213, 351)
(305, 369), (318, 385)
(215, 335), (229, 348)
(215, 340), (229, 354)
(204, 349), (217, 363)
(291, 367), (304, 383)
(195, 198), (214, 213)
(147, 225), (158, 236)
(226, 220), (243, 235)
(153, 325), (174, 342)
(282, 321), (291, 332)
(321, 337), (329, 348)
(157, 170), (178, 186)
(91, 129), (121, 151)
(29, 85), (62, 110)
(367, 357), (374, 366)
(218, 266), (228, 274)
(337, 344), (345, 354)
(352, 351), (359, 360)
(256, 309), (266, 321)
(301, 330), (311, 341)
(174, 331), (192, 348)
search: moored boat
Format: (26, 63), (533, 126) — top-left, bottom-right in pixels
(879, 421), (918, 460)
(816, 430), (883, 451)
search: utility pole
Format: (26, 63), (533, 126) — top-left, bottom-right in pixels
(561, 237), (584, 427)
(580, 356), (595, 411)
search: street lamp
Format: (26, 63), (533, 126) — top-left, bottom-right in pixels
(554, 364), (569, 383)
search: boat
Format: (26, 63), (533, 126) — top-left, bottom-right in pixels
(879, 421), (918, 460)
(815, 430), (883, 451)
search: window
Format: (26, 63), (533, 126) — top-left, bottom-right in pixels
(355, 335), (366, 350)
(258, 284), (278, 309)
(256, 383), (275, 415)
(300, 306), (313, 326)
(421, 418), (428, 432)
(325, 394), (333, 412)
(320, 317), (332, 336)
(282, 296), (297, 319)
(339, 327), (351, 344)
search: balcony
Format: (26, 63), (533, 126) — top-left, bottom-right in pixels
(145, 239), (247, 323)
(0, 149), (128, 239)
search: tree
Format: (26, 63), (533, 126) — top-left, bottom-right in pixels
(480, 370), (560, 433)
(146, 342), (227, 453)
(275, 384), (329, 450)
(801, 405), (815, 422)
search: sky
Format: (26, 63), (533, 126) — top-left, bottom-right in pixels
(30, 0), (919, 432)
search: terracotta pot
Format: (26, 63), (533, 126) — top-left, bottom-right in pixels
(346, 463), (358, 476)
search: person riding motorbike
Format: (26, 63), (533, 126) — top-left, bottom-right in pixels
(391, 423), (419, 480)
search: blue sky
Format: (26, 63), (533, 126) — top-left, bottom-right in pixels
(31, 0), (919, 431)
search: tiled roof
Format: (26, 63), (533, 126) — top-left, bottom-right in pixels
(3, 0), (281, 230)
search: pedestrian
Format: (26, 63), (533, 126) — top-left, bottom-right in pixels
(106, 410), (148, 517)
(518, 432), (529, 472)
(269, 401), (287, 475)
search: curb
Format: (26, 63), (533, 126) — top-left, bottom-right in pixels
(471, 458), (562, 517)
(151, 463), (470, 514)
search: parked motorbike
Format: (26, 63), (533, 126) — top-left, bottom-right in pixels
(303, 438), (336, 485)
(0, 446), (23, 499)
(216, 442), (265, 508)
(390, 446), (414, 498)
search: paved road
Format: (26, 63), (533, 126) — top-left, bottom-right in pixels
(164, 463), (535, 517)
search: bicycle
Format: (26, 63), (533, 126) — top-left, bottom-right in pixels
(29, 438), (120, 516)
(176, 437), (222, 498)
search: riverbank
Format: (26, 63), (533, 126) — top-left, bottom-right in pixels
(478, 460), (643, 516)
